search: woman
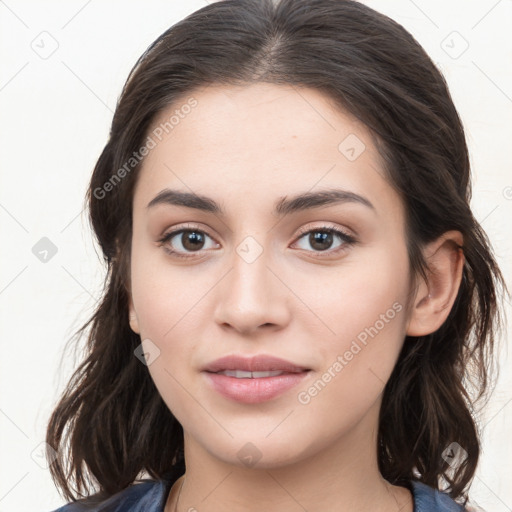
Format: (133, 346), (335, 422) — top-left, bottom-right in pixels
(46, 0), (506, 511)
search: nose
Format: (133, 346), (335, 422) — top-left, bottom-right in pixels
(213, 242), (291, 336)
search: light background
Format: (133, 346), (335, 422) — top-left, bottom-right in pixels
(0, 1), (510, 511)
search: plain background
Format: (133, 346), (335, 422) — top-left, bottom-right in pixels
(0, 1), (510, 511)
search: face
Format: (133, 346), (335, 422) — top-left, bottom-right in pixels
(128, 83), (414, 469)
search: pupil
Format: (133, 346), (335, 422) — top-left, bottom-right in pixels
(310, 231), (332, 251)
(183, 231), (204, 251)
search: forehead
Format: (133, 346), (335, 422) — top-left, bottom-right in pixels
(133, 83), (401, 220)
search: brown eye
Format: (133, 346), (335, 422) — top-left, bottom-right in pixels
(177, 230), (206, 251)
(307, 231), (335, 251)
(158, 227), (218, 259)
(293, 225), (356, 256)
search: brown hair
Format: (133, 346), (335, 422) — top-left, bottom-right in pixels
(46, 0), (506, 504)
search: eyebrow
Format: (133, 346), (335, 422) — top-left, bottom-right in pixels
(146, 187), (375, 216)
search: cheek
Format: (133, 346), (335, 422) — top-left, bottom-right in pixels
(292, 259), (409, 435)
(306, 244), (409, 341)
(295, 244), (410, 406)
(129, 239), (212, 341)
(129, 248), (209, 424)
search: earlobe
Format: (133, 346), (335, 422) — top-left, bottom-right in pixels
(125, 270), (140, 334)
(128, 296), (140, 334)
(406, 230), (464, 337)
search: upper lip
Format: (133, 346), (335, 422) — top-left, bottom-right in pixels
(202, 355), (309, 373)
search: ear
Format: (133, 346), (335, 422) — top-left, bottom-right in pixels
(406, 230), (464, 337)
(128, 294), (141, 334)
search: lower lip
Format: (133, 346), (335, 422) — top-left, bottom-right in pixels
(203, 371), (310, 404)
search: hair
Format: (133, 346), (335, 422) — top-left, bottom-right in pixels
(46, 0), (506, 505)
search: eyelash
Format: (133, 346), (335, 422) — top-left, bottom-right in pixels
(157, 223), (357, 260)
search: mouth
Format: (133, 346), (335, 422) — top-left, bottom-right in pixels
(202, 354), (310, 374)
(202, 354), (311, 404)
(213, 370), (291, 378)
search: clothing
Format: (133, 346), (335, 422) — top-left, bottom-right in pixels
(49, 475), (466, 512)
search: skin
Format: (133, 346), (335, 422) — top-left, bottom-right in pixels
(127, 83), (464, 512)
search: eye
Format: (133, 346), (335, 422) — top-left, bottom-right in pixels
(292, 224), (356, 257)
(157, 223), (357, 260)
(157, 225), (218, 259)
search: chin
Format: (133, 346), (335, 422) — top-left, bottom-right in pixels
(193, 428), (325, 471)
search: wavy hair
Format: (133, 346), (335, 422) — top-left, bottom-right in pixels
(46, 0), (506, 504)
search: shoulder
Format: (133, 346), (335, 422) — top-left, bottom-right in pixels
(48, 478), (171, 512)
(411, 481), (467, 512)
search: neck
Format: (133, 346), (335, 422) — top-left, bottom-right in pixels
(165, 406), (413, 512)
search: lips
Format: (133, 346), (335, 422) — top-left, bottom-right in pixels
(216, 369), (286, 378)
(202, 354), (309, 374)
(202, 355), (310, 404)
